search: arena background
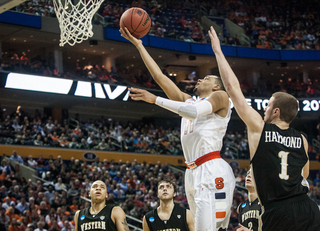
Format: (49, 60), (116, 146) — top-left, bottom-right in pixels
(0, 0), (320, 230)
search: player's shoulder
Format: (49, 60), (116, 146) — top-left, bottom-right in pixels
(174, 204), (187, 211)
(74, 209), (81, 218)
(208, 90), (229, 99)
(77, 207), (89, 214)
(74, 208), (85, 223)
(111, 205), (124, 214)
(237, 199), (249, 213)
(145, 208), (156, 219)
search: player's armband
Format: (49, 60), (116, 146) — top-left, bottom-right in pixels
(155, 97), (212, 120)
(178, 100), (212, 120)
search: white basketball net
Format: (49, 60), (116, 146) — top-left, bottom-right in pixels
(53, 0), (104, 46)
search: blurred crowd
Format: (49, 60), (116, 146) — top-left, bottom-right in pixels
(12, 0), (320, 49)
(3, 0), (319, 96)
(0, 151), (319, 231)
(0, 153), (225, 230)
(1, 50), (320, 99)
(0, 106), (185, 156)
(202, 0), (320, 49)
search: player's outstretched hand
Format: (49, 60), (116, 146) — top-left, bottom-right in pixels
(129, 87), (157, 104)
(236, 224), (251, 231)
(119, 27), (142, 47)
(208, 26), (222, 54)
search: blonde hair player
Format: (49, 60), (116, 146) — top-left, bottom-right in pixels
(209, 26), (320, 231)
(74, 180), (129, 231)
(120, 27), (235, 231)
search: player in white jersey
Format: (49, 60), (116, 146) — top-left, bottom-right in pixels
(120, 27), (236, 231)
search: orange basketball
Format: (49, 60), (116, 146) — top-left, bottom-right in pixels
(120, 7), (151, 39)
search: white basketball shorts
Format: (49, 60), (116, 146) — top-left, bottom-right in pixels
(185, 158), (235, 231)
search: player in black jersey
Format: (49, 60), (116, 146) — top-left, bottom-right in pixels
(209, 26), (320, 231)
(237, 169), (261, 231)
(143, 180), (194, 231)
(74, 180), (129, 231)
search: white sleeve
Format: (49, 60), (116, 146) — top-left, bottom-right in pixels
(155, 97), (212, 120)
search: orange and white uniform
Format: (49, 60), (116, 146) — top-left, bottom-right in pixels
(182, 98), (235, 231)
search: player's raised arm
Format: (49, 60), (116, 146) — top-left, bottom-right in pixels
(111, 207), (130, 231)
(120, 27), (191, 102)
(302, 135), (310, 179)
(208, 26), (264, 133)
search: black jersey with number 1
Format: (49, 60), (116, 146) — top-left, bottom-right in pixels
(238, 198), (261, 231)
(145, 204), (189, 231)
(251, 123), (309, 206)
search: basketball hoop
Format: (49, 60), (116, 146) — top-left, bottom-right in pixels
(53, 0), (104, 46)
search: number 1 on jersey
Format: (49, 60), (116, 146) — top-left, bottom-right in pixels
(278, 151), (290, 180)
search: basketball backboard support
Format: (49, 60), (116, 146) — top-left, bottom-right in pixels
(0, 0), (28, 14)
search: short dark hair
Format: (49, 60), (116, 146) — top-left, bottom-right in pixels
(272, 92), (298, 123)
(213, 76), (225, 91)
(205, 75), (225, 91)
(157, 179), (177, 193)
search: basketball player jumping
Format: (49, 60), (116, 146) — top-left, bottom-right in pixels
(120, 27), (235, 231)
(237, 168), (261, 231)
(74, 180), (129, 231)
(144, 180), (194, 231)
(208, 26), (320, 231)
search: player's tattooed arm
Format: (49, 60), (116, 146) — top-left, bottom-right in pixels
(112, 207), (129, 231)
(121, 218), (129, 231)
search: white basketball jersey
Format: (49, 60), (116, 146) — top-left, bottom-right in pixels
(181, 97), (232, 163)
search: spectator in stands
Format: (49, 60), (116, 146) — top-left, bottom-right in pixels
(94, 138), (109, 150)
(19, 216), (30, 231)
(57, 214), (72, 229)
(0, 159), (11, 175)
(314, 174), (320, 186)
(114, 183), (125, 200)
(59, 136), (70, 148)
(0, 186), (8, 200)
(16, 197), (29, 214)
(27, 155), (38, 168)
(61, 220), (70, 231)
(54, 178), (66, 191)
(67, 184), (78, 203)
(35, 221), (47, 231)
(143, 189), (154, 203)
(69, 137), (78, 149)
(2, 197), (11, 210)
(11, 119), (22, 132)
(44, 185), (55, 204)
(10, 151), (24, 165)
(0, 207), (10, 230)
(38, 202), (49, 216)
(8, 217), (20, 231)
(6, 206), (21, 223)
(69, 198), (78, 214)
(0, 169), (8, 182)
(34, 134), (44, 146)
(48, 220), (59, 231)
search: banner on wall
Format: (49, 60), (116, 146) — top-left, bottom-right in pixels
(3, 72), (320, 113)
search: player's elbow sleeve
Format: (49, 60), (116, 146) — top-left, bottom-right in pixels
(178, 100), (212, 120)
